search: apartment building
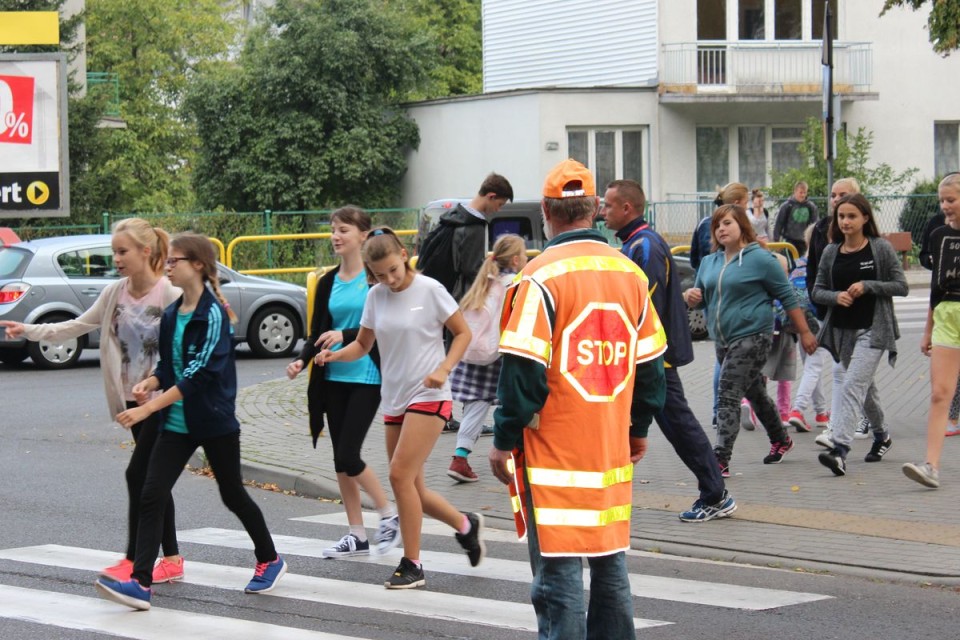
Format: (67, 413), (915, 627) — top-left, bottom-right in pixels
(400, 0), (960, 211)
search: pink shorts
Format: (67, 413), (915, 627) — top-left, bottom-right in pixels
(383, 401), (453, 425)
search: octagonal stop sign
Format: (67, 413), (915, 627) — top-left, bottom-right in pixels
(560, 302), (638, 402)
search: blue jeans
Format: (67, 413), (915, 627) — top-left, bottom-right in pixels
(524, 485), (635, 640)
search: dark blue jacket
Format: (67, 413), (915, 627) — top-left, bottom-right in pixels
(617, 218), (694, 367)
(154, 287), (239, 438)
(690, 216), (713, 271)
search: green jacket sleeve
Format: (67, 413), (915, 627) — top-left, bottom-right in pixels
(630, 355), (665, 438)
(493, 354), (548, 452)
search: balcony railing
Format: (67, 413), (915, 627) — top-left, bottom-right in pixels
(661, 41), (872, 97)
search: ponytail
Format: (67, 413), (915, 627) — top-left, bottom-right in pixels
(459, 234), (526, 312)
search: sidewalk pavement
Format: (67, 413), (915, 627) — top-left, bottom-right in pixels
(219, 269), (960, 586)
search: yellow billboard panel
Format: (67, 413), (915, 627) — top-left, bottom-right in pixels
(0, 12), (60, 45)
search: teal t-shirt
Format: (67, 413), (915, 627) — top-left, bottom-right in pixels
(325, 271), (381, 385)
(163, 310), (191, 434)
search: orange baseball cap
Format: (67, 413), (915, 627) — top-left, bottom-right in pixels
(542, 158), (596, 199)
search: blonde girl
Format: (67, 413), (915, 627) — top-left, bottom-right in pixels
(96, 233), (285, 610)
(447, 234), (527, 483)
(0, 219), (183, 584)
(315, 226), (485, 589)
(904, 173), (960, 488)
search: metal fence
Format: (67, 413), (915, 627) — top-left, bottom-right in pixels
(647, 194), (939, 251)
(9, 195), (940, 267)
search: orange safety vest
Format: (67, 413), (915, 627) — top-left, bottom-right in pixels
(499, 237), (666, 556)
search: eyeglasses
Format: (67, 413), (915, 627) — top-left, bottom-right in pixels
(165, 257), (190, 266)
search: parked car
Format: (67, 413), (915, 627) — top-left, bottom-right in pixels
(0, 235), (308, 369)
(417, 199), (708, 339)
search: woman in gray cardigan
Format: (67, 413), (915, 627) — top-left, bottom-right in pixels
(811, 194), (908, 476)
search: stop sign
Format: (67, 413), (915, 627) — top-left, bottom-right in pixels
(559, 302), (638, 402)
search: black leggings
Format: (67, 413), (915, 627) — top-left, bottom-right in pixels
(321, 381), (381, 476)
(132, 429), (277, 587)
(125, 402), (178, 560)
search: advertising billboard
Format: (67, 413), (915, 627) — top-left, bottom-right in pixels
(0, 53), (69, 218)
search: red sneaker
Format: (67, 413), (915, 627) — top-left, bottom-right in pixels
(100, 558), (133, 582)
(152, 556), (184, 584)
(814, 413), (830, 429)
(787, 409), (811, 433)
(447, 456), (478, 483)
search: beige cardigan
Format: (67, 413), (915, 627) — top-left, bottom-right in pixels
(22, 278), (180, 420)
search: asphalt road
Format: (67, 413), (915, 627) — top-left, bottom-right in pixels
(3, 334), (960, 639)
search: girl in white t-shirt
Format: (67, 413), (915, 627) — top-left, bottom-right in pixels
(315, 227), (484, 590)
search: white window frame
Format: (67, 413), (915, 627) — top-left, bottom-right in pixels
(725, 0), (838, 42)
(698, 123), (806, 189)
(566, 127), (650, 191)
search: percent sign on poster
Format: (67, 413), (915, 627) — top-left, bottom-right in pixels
(0, 74), (35, 145)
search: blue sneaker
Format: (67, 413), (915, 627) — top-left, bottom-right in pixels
(94, 577), (151, 610)
(244, 556), (286, 594)
(678, 490), (737, 523)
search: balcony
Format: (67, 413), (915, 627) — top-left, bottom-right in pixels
(660, 41), (875, 103)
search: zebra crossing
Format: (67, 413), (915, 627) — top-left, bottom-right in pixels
(895, 293), (931, 332)
(0, 512), (833, 639)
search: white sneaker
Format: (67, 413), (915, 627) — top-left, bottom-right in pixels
(902, 462), (940, 488)
(815, 430), (835, 449)
(375, 514), (402, 554)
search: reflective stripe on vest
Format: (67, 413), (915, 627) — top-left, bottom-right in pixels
(500, 279), (551, 362)
(533, 504), (632, 528)
(527, 463), (633, 489)
(529, 253), (649, 287)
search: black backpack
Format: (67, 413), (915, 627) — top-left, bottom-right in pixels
(416, 221), (460, 295)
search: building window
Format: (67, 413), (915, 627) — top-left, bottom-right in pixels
(697, 127), (730, 192)
(698, 124), (806, 192)
(935, 122), (960, 177)
(739, 126), (767, 189)
(775, 0), (802, 40)
(771, 126), (805, 174)
(811, 0), (838, 40)
(740, 0), (765, 40)
(567, 128), (647, 189)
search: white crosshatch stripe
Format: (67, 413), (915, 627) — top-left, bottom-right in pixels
(0, 584), (360, 640)
(178, 525), (832, 611)
(0, 544), (671, 632)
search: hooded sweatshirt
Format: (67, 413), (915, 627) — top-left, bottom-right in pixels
(693, 242), (799, 347)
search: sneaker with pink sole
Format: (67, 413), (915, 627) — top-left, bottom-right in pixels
(152, 556), (185, 584)
(100, 558), (133, 582)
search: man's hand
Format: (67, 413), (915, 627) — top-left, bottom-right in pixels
(630, 436), (648, 463)
(489, 447), (513, 485)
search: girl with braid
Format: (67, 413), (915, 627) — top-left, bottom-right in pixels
(95, 233), (285, 610)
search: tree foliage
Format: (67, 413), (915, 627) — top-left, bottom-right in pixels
(403, 0), (482, 99)
(881, 0), (960, 55)
(80, 0), (238, 215)
(185, 0), (436, 212)
(768, 117), (918, 198)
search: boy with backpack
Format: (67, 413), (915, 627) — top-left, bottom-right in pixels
(417, 173), (513, 433)
(416, 173), (514, 302)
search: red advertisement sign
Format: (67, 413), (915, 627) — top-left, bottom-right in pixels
(0, 74), (35, 145)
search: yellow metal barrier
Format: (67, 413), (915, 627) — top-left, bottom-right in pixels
(209, 237), (225, 264)
(225, 230), (416, 274)
(670, 242), (798, 260)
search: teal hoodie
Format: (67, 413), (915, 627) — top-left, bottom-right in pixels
(693, 242), (799, 347)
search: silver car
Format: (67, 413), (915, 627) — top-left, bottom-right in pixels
(0, 234), (308, 369)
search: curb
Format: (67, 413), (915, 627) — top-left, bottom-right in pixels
(191, 453), (960, 588)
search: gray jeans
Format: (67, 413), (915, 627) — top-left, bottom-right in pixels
(830, 329), (886, 451)
(714, 333), (788, 462)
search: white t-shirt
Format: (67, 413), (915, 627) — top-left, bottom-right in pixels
(360, 274), (459, 415)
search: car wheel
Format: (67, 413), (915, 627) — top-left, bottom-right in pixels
(0, 346), (29, 365)
(688, 308), (709, 341)
(27, 314), (84, 369)
(247, 305), (299, 358)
